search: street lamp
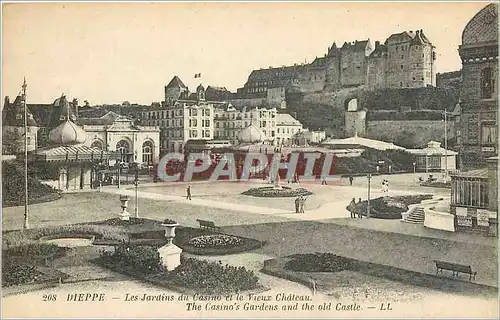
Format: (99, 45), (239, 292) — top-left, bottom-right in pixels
(134, 165), (139, 218)
(366, 173), (372, 219)
(413, 162), (416, 183)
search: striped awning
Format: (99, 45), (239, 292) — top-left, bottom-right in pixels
(32, 144), (120, 162)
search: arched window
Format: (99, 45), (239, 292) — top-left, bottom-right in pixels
(481, 67), (494, 99)
(116, 140), (130, 155)
(91, 140), (103, 150)
(142, 141), (154, 165)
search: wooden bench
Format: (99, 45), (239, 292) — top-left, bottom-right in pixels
(434, 260), (477, 281)
(196, 219), (221, 232)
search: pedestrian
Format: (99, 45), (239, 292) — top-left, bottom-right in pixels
(294, 196), (300, 213)
(357, 198), (363, 218)
(299, 196), (306, 213)
(385, 180), (390, 193)
(349, 176), (354, 186)
(186, 185), (192, 200)
(381, 180), (386, 193)
(347, 198), (356, 218)
(388, 165), (392, 174)
(321, 176), (328, 185)
(376, 165), (380, 174)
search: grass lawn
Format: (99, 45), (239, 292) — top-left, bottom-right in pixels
(2, 192), (292, 232)
(262, 255), (498, 298)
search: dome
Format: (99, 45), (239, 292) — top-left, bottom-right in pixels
(462, 4), (498, 45)
(196, 84), (205, 91)
(48, 95), (77, 128)
(48, 120), (87, 146)
(238, 124), (267, 144)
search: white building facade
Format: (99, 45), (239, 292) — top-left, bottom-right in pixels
(82, 116), (161, 166)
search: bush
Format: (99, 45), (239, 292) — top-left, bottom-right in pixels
(2, 161), (60, 207)
(2, 264), (41, 287)
(285, 253), (353, 272)
(103, 245), (161, 275)
(164, 257), (260, 294)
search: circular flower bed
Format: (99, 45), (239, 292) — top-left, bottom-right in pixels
(188, 235), (243, 248)
(241, 186), (313, 198)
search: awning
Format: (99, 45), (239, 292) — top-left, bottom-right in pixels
(32, 144), (120, 162)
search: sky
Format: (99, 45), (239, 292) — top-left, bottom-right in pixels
(2, 1), (492, 105)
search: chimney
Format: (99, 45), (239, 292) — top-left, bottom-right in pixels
(4, 96), (9, 106)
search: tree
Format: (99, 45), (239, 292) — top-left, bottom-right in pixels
(2, 129), (23, 155)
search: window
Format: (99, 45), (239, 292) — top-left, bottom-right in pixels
(400, 65), (404, 70)
(205, 109), (210, 116)
(481, 67), (494, 98)
(142, 141), (154, 165)
(400, 82), (403, 87)
(401, 55), (404, 59)
(481, 124), (497, 144)
(216, 122), (220, 128)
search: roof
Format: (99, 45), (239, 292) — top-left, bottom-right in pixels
(78, 110), (120, 125)
(369, 43), (388, 58)
(248, 64), (306, 81)
(341, 40), (370, 51)
(462, 3), (498, 46)
(2, 95), (38, 126)
(48, 120), (87, 146)
(450, 168), (488, 179)
(48, 95), (78, 129)
(33, 144), (119, 162)
(322, 133), (406, 151)
(238, 124), (268, 143)
(407, 141), (458, 156)
(276, 113), (302, 126)
(165, 76), (187, 89)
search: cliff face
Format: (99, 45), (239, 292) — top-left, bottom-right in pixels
(286, 87), (459, 147)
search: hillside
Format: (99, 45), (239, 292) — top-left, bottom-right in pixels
(285, 86), (459, 132)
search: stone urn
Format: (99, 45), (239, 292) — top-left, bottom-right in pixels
(119, 195), (131, 221)
(158, 219), (182, 271)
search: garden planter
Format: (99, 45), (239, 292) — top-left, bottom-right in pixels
(158, 221), (182, 271)
(119, 195), (131, 221)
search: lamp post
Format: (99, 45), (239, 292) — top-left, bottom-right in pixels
(134, 166), (139, 218)
(22, 78), (29, 230)
(117, 158), (121, 189)
(366, 173), (372, 219)
(413, 162), (416, 183)
(443, 108), (448, 182)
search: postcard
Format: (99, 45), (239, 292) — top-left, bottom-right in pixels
(1, 1), (498, 318)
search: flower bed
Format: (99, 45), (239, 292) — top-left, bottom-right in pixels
(131, 227), (264, 255)
(241, 186), (313, 198)
(2, 242), (69, 287)
(188, 235), (243, 248)
(348, 194), (433, 219)
(97, 245), (261, 294)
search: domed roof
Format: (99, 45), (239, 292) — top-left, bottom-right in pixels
(238, 124), (267, 144)
(197, 84), (205, 91)
(48, 95), (78, 129)
(462, 3), (498, 45)
(48, 120), (87, 146)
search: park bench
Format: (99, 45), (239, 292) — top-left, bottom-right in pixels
(196, 219), (221, 232)
(434, 260), (477, 281)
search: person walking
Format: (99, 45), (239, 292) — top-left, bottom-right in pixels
(294, 196), (300, 213)
(186, 185), (192, 200)
(347, 198), (356, 218)
(349, 176), (354, 186)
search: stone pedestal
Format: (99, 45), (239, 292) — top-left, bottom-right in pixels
(158, 244), (182, 271)
(119, 195), (131, 221)
(159, 221), (182, 271)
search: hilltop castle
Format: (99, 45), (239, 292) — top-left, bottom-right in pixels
(236, 29), (436, 96)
